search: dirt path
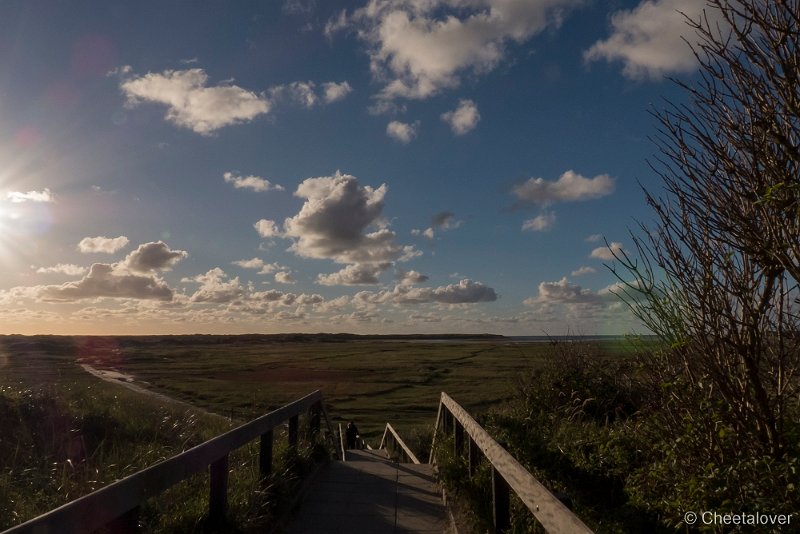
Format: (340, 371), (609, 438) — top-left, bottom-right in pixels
(78, 364), (229, 422)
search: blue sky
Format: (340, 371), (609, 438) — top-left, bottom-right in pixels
(0, 0), (708, 335)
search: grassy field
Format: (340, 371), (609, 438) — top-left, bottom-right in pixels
(1, 334), (641, 440)
(0, 334), (638, 530)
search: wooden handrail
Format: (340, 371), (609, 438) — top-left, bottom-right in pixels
(378, 423), (421, 464)
(434, 392), (594, 534)
(4, 390), (327, 534)
(338, 423), (347, 461)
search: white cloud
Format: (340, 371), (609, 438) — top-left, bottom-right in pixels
(584, 0), (711, 80)
(412, 227), (435, 240)
(35, 264), (87, 276)
(325, 8), (349, 37)
(224, 172), (284, 192)
(232, 257), (266, 270)
(272, 81), (318, 108)
(187, 268), (245, 303)
(275, 271), (296, 284)
(271, 80), (353, 107)
(120, 68), (271, 134)
(590, 241), (624, 261)
(524, 277), (607, 307)
(7, 188), (54, 203)
(585, 233), (603, 243)
(352, 0), (581, 101)
(233, 258), (288, 276)
(441, 99), (480, 134)
(254, 219), (282, 238)
(386, 120), (418, 143)
(122, 241), (187, 273)
(317, 263), (390, 285)
(398, 270), (429, 285)
(78, 236), (130, 254)
(415, 210), (462, 239)
(383, 279), (498, 304)
(322, 81), (353, 103)
(571, 266), (596, 277)
(513, 170), (615, 205)
(38, 263), (174, 302)
(283, 171), (416, 265)
(522, 211), (556, 232)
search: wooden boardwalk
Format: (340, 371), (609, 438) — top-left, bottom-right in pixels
(286, 449), (449, 533)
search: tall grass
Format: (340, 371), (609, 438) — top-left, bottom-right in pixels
(0, 381), (329, 532)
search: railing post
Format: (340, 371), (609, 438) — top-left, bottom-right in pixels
(209, 454), (229, 524)
(492, 465), (510, 533)
(260, 429), (273, 479)
(454, 420), (464, 456)
(468, 436), (480, 477)
(288, 414), (299, 450)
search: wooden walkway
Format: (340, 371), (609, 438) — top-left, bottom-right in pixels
(286, 449), (449, 533)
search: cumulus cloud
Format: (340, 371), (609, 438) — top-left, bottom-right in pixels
(349, 0), (581, 101)
(120, 68), (271, 134)
(522, 212), (556, 232)
(232, 257), (267, 270)
(317, 263), (390, 286)
(441, 99), (480, 135)
(590, 242), (624, 261)
(187, 268), (245, 303)
(513, 170), (615, 205)
(395, 279), (497, 304)
(386, 120), (418, 143)
(415, 210), (462, 240)
(524, 277), (607, 307)
(274, 271), (296, 284)
(78, 236), (130, 254)
(7, 188), (54, 203)
(283, 171), (416, 265)
(585, 0), (712, 80)
(322, 81), (353, 103)
(271, 80), (353, 107)
(35, 264), (87, 276)
(38, 263), (174, 302)
(272, 81), (318, 107)
(571, 266), (596, 277)
(224, 172), (284, 192)
(232, 257), (287, 275)
(254, 219), (282, 238)
(122, 241), (187, 273)
(397, 270), (429, 285)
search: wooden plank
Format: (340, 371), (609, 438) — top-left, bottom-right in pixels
(5, 390), (323, 534)
(209, 455), (229, 523)
(260, 430), (273, 478)
(440, 393), (594, 534)
(492, 465), (511, 533)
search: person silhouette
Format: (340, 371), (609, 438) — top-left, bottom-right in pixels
(345, 420), (360, 449)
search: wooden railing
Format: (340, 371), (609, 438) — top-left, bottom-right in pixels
(431, 392), (594, 534)
(378, 423), (421, 464)
(4, 390), (334, 534)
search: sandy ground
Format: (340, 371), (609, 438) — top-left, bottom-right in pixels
(78, 363), (229, 421)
